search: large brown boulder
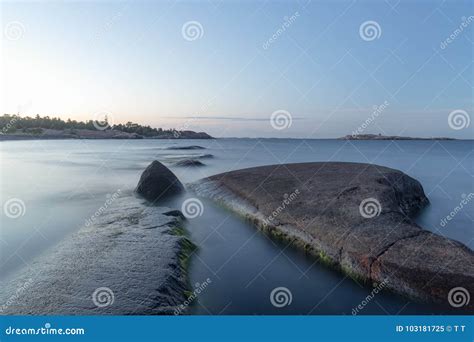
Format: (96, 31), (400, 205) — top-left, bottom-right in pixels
(135, 161), (183, 201)
(191, 162), (474, 308)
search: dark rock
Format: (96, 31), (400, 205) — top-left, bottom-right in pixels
(198, 154), (214, 159)
(339, 134), (455, 140)
(163, 210), (185, 219)
(191, 162), (473, 308)
(166, 145), (205, 150)
(175, 131), (213, 139)
(135, 161), (183, 201)
(175, 159), (205, 167)
(0, 128), (144, 140)
(0, 197), (192, 315)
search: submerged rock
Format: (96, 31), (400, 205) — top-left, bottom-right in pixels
(191, 162), (474, 308)
(135, 160), (183, 201)
(175, 159), (205, 167)
(165, 145), (205, 150)
(198, 154), (214, 159)
(163, 210), (186, 219)
(0, 197), (193, 315)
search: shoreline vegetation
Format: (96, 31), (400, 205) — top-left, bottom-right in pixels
(0, 115), (464, 141)
(0, 114), (213, 140)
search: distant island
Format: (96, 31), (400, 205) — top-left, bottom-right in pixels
(339, 134), (455, 141)
(0, 114), (213, 140)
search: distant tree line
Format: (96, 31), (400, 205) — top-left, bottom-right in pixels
(0, 114), (178, 137)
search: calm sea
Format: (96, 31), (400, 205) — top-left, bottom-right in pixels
(1, 138), (472, 314)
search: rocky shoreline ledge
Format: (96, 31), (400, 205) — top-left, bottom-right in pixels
(0, 129), (212, 140)
(0, 195), (194, 315)
(191, 162), (473, 308)
(339, 134), (455, 140)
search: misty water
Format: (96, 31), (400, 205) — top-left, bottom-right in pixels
(1, 139), (472, 314)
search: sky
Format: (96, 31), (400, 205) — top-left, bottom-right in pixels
(1, 0), (473, 138)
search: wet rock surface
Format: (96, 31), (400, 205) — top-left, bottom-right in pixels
(135, 161), (184, 201)
(174, 159), (205, 167)
(197, 154), (214, 159)
(192, 162), (474, 307)
(0, 197), (192, 315)
(165, 145), (205, 150)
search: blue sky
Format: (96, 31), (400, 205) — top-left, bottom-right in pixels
(1, 0), (473, 138)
